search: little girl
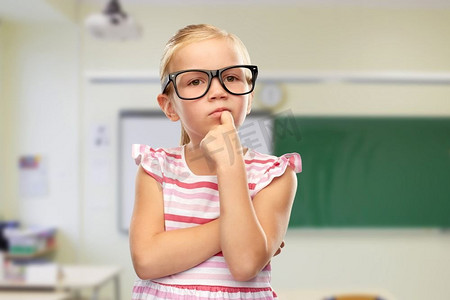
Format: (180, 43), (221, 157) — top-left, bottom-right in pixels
(130, 24), (301, 299)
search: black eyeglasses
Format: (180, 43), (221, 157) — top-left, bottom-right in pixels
(161, 65), (258, 100)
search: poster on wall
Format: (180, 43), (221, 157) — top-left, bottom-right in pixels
(18, 155), (49, 198)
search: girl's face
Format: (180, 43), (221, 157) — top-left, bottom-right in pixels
(162, 38), (253, 145)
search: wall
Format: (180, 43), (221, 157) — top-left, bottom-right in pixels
(81, 5), (450, 71)
(273, 229), (450, 299)
(0, 20), (18, 221)
(2, 2), (450, 300)
(0, 20), (7, 219)
(79, 4), (450, 300)
(0, 19), (80, 263)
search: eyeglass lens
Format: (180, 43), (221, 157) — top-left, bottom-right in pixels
(175, 66), (254, 99)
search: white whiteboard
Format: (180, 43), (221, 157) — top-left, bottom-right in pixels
(118, 110), (273, 232)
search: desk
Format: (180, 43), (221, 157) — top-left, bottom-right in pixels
(0, 265), (121, 300)
(0, 291), (70, 300)
(61, 265), (121, 300)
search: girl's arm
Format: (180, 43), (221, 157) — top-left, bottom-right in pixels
(202, 111), (297, 281)
(217, 161), (296, 281)
(129, 165), (221, 280)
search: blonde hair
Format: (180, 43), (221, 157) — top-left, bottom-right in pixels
(160, 24), (252, 145)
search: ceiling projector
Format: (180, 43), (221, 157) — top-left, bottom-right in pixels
(85, 0), (142, 40)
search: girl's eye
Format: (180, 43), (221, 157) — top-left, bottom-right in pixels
(187, 78), (207, 87)
(224, 75), (238, 82)
(189, 79), (201, 86)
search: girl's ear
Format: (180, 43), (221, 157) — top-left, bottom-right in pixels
(157, 94), (180, 121)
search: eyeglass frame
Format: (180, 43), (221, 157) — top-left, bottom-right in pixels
(161, 64), (258, 100)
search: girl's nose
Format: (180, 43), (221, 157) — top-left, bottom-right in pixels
(207, 78), (228, 101)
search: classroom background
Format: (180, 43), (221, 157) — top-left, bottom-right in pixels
(1, 0), (450, 299)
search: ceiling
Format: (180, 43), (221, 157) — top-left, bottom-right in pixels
(1, 0), (450, 23)
(0, 0), (66, 22)
(82, 0), (450, 8)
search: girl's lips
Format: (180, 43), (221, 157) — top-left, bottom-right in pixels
(209, 108), (230, 117)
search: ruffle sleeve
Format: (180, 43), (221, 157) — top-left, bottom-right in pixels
(131, 144), (164, 184)
(248, 152), (302, 196)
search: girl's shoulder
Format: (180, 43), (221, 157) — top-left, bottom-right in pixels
(132, 145), (183, 183)
(245, 149), (302, 195)
(132, 144), (183, 165)
(245, 148), (302, 174)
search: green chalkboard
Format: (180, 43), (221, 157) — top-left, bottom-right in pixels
(273, 116), (450, 228)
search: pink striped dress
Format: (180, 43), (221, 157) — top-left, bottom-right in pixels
(131, 144), (302, 300)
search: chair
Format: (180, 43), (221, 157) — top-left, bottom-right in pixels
(324, 294), (384, 300)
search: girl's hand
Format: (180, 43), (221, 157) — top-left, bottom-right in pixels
(200, 111), (243, 169)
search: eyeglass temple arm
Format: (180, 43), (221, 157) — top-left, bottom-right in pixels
(161, 75), (171, 93)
